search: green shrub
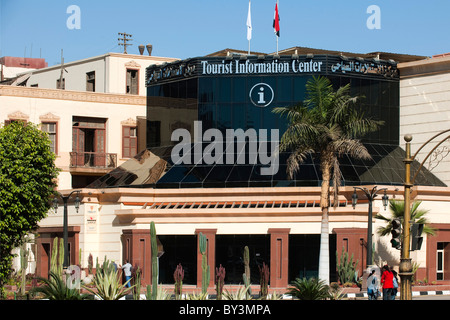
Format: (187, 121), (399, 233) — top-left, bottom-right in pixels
(286, 278), (330, 300)
(32, 272), (92, 300)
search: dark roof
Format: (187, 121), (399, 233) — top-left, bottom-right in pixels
(206, 48), (267, 57)
(87, 144), (446, 189)
(206, 47), (428, 64)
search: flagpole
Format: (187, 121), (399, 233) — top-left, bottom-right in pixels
(277, 0), (279, 55)
(274, 0), (279, 55)
(247, 0), (252, 55)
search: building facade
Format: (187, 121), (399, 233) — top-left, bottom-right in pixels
(26, 48), (450, 289)
(1, 51), (179, 190)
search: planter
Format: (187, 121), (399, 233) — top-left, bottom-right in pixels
(340, 287), (361, 295)
(14, 293), (30, 300)
(82, 274), (94, 285)
(5, 285), (17, 292)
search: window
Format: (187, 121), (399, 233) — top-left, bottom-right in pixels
(437, 242), (445, 281)
(41, 122), (58, 154)
(126, 69), (138, 95)
(86, 71), (95, 92)
(57, 78), (65, 90)
(5, 119), (27, 126)
(123, 126), (137, 158)
(72, 116), (106, 167)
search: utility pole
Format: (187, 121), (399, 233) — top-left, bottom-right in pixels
(58, 49), (68, 89)
(118, 32), (133, 54)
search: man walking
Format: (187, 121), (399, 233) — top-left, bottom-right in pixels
(121, 260), (133, 287)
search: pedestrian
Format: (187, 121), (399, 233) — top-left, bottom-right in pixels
(380, 265), (394, 300)
(392, 270), (399, 300)
(121, 259), (133, 288)
(367, 269), (379, 300)
(112, 260), (118, 272)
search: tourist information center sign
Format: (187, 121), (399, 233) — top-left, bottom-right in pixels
(146, 54), (398, 85)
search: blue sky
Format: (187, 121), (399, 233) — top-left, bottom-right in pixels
(1, 0), (450, 66)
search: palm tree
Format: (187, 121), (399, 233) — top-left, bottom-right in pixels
(376, 200), (436, 237)
(273, 76), (383, 284)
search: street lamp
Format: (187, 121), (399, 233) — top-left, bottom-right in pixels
(352, 186), (389, 267)
(52, 190), (81, 268)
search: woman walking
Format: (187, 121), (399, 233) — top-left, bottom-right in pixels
(392, 270), (399, 300)
(380, 265), (394, 300)
(367, 269), (379, 300)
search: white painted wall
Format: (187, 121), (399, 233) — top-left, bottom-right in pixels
(0, 87), (146, 190)
(400, 64), (450, 186)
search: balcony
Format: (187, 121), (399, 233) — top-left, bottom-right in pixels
(69, 152), (117, 174)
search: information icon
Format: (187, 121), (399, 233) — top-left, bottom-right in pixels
(249, 83), (274, 107)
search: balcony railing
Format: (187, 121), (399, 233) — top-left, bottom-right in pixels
(70, 152), (117, 169)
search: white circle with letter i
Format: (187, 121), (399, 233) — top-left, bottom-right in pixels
(249, 83), (274, 107)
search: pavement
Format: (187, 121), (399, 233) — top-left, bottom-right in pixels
(346, 289), (450, 300)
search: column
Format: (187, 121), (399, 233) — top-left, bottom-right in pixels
(268, 228), (290, 288)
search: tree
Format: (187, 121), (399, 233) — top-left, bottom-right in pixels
(273, 76), (383, 284)
(375, 199), (436, 237)
(0, 122), (59, 297)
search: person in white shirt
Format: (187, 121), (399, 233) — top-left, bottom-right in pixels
(121, 260), (132, 287)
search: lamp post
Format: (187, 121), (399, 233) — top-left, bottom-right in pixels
(402, 130), (450, 299)
(52, 190), (81, 268)
(352, 186), (389, 267)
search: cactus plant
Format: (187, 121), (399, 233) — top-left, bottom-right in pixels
(215, 264), (226, 300)
(199, 232), (210, 295)
(150, 221), (158, 300)
(50, 237), (64, 278)
(58, 238), (64, 275)
(50, 238), (58, 275)
(88, 253), (93, 275)
(258, 262), (270, 299)
(173, 263), (184, 300)
(96, 256), (116, 277)
(133, 267), (142, 300)
(336, 246), (359, 285)
(242, 246), (252, 298)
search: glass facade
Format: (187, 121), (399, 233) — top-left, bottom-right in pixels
(142, 55), (444, 189)
(87, 54), (445, 189)
(147, 74), (399, 148)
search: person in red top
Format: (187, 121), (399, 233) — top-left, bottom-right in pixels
(380, 265), (394, 300)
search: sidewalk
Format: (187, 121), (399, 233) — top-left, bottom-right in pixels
(345, 288), (450, 300)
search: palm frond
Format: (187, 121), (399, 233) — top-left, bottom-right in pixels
(332, 138), (371, 160)
(286, 148), (314, 179)
(376, 200), (436, 237)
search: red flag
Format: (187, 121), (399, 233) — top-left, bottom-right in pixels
(273, 3), (280, 37)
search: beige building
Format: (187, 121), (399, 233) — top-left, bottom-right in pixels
(1, 51), (178, 275)
(1, 52), (178, 189)
(397, 54), (450, 283)
(399, 54), (450, 186)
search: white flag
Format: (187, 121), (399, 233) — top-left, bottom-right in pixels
(247, 0), (252, 41)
